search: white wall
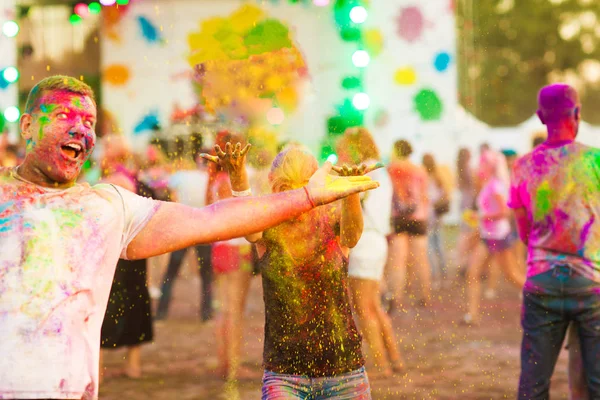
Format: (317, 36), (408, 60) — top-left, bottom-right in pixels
(101, 0), (459, 161)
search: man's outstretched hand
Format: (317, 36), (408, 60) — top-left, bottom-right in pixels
(306, 162), (379, 206)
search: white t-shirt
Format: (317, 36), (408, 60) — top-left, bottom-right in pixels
(477, 177), (511, 239)
(168, 169), (209, 208)
(0, 167), (160, 400)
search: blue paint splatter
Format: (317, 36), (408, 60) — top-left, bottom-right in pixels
(434, 51), (452, 72)
(133, 111), (160, 135)
(137, 16), (162, 44)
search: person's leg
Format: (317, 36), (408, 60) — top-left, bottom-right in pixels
(485, 258), (500, 299)
(226, 267), (253, 380)
(567, 323), (589, 400)
(385, 234), (409, 313)
(215, 273), (229, 377)
(571, 275), (600, 398)
(433, 226), (448, 280)
(496, 246), (526, 289)
(155, 248), (187, 319)
(350, 278), (392, 376)
(261, 371), (311, 400)
(374, 282), (404, 372)
(316, 367), (372, 400)
(196, 244), (214, 321)
(408, 234), (432, 305)
(456, 228), (478, 277)
(465, 242), (491, 323)
(518, 271), (570, 399)
(427, 230), (440, 286)
(125, 345), (142, 378)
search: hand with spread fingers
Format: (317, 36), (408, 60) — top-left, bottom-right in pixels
(305, 162), (380, 207)
(332, 162), (385, 177)
(200, 142), (252, 191)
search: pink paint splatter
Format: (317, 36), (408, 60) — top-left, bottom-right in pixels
(397, 6), (424, 43)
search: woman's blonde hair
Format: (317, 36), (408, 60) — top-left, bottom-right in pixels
(269, 147), (318, 193)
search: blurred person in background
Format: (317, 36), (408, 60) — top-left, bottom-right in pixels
(336, 127), (404, 378)
(204, 144), (372, 399)
(99, 134), (154, 380)
(456, 148), (479, 279)
(386, 139), (432, 313)
(207, 130), (256, 380)
(155, 136), (214, 322)
(422, 153), (452, 290)
(463, 149), (525, 325)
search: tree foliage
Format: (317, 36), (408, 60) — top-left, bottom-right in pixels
(457, 0), (600, 126)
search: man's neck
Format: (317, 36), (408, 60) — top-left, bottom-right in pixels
(545, 122), (576, 145)
(15, 160), (75, 189)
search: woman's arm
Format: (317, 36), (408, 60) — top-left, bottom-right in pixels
(340, 194), (363, 248)
(483, 192), (511, 221)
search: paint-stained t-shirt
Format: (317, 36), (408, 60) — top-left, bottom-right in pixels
(478, 177), (511, 240)
(259, 209), (364, 377)
(0, 167), (160, 400)
(508, 142), (600, 282)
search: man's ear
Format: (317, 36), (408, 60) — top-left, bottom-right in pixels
(536, 110), (546, 125)
(574, 107), (581, 121)
(19, 113), (33, 141)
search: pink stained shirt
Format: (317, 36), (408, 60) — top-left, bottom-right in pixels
(477, 177), (511, 240)
(508, 141), (600, 282)
(0, 167), (160, 400)
(388, 161), (429, 221)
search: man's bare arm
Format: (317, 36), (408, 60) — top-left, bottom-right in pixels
(126, 162), (379, 259)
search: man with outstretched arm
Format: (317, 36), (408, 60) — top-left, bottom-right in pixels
(0, 75), (378, 400)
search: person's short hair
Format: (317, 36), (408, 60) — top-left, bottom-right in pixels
(538, 83), (580, 122)
(501, 149), (517, 158)
(336, 127), (380, 164)
(25, 75), (96, 114)
(269, 147), (318, 193)
(394, 139), (412, 159)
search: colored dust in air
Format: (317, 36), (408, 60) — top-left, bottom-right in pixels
(187, 4), (307, 117)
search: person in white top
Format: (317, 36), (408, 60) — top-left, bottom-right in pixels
(336, 127), (404, 377)
(0, 75), (379, 400)
(463, 149), (525, 325)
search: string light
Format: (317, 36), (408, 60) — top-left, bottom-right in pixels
(351, 50), (370, 68)
(88, 2), (102, 14)
(74, 3), (90, 18)
(99, 0), (117, 5)
(2, 67), (19, 83)
(349, 6), (367, 24)
(313, 0), (330, 5)
(2, 21), (19, 38)
(4, 106), (20, 123)
(69, 14), (82, 25)
(352, 92), (370, 110)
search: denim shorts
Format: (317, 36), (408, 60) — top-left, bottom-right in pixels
(261, 367), (371, 400)
(481, 232), (516, 253)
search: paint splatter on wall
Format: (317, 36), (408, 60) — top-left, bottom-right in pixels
(187, 4), (307, 119)
(364, 29), (384, 57)
(137, 16), (163, 44)
(103, 64), (131, 86)
(396, 6), (425, 43)
(394, 67), (417, 85)
(434, 51), (452, 72)
(133, 111), (160, 135)
(414, 89), (443, 121)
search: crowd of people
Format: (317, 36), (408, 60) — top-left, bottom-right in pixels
(1, 75), (599, 400)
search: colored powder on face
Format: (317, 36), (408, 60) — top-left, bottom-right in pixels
(40, 104), (57, 114)
(38, 116), (51, 140)
(72, 97), (82, 109)
(534, 180), (552, 221)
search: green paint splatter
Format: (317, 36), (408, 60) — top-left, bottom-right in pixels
(72, 97), (82, 109)
(40, 104), (57, 114)
(534, 180), (552, 220)
(414, 89), (443, 121)
(38, 116), (50, 140)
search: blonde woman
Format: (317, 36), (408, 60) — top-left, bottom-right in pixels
(206, 144), (375, 398)
(463, 149), (525, 324)
(336, 127), (404, 378)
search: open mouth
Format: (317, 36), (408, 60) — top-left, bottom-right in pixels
(60, 143), (84, 160)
